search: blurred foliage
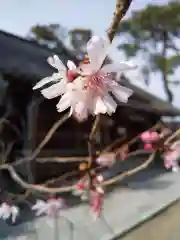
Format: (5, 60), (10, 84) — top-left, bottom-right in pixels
(116, 1), (180, 102)
(28, 24), (92, 60)
(69, 28), (92, 55)
(27, 24), (68, 53)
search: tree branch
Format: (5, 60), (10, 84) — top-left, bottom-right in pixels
(108, 0), (133, 42)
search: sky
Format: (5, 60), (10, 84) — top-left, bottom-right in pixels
(1, 0), (180, 108)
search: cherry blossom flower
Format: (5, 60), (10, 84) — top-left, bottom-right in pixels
(140, 131), (160, 142)
(140, 130), (160, 150)
(57, 36), (136, 121)
(72, 175), (104, 219)
(33, 36), (136, 122)
(90, 190), (104, 220)
(33, 55), (78, 99)
(96, 152), (116, 167)
(0, 202), (19, 222)
(163, 140), (180, 172)
(32, 198), (65, 217)
(72, 182), (89, 201)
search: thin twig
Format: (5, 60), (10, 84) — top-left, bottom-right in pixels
(0, 164), (74, 193)
(102, 151), (156, 186)
(88, 115), (100, 168)
(36, 156), (89, 163)
(1, 141), (15, 163)
(11, 113), (69, 166)
(165, 128), (180, 145)
(114, 122), (161, 155)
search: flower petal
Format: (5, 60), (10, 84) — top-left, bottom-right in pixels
(102, 62), (137, 73)
(33, 73), (61, 90)
(40, 79), (67, 99)
(93, 97), (107, 115)
(150, 132), (160, 141)
(110, 84), (133, 103)
(47, 55), (66, 71)
(74, 101), (88, 122)
(11, 206), (19, 222)
(32, 200), (46, 210)
(32, 200), (47, 216)
(172, 165), (180, 172)
(87, 36), (110, 72)
(0, 203), (10, 219)
(140, 131), (151, 142)
(103, 94), (117, 115)
(56, 92), (71, 112)
(67, 60), (77, 71)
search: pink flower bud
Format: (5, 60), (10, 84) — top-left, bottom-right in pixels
(96, 153), (115, 167)
(144, 143), (153, 150)
(76, 183), (85, 190)
(140, 131), (151, 142)
(150, 131), (160, 141)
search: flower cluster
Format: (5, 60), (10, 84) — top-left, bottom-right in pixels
(163, 140), (180, 172)
(140, 130), (160, 150)
(33, 36), (137, 122)
(32, 197), (65, 217)
(0, 202), (19, 222)
(72, 175), (104, 219)
(140, 130), (180, 172)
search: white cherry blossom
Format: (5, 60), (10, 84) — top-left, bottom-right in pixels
(56, 36), (137, 121)
(33, 55), (78, 99)
(32, 198), (65, 217)
(33, 36), (137, 121)
(0, 202), (19, 222)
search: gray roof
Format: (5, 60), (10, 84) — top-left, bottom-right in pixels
(0, 30), (77, 81)
(0, 30), (179, 116)
(120, 75), (180, 116)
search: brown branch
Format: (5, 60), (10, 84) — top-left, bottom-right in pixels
(102, 151), (156, 186)
(165, 128), (180, 145)
(107, 0), (133, 42)
(88, 115), (101, 168)
(7, 190), (31, 202)
(14, 113), (69, 166)
(114, 122), (161, 155)
(0, 164), (74, 193)
(36, 156), (89, 163)
(0, 150), (155, 194)
(1, 141), (15, 163)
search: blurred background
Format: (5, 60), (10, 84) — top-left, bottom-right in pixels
(1, 0), (180, 107)
(0, 1), (180, 239)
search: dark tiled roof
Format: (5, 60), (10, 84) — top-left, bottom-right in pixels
(120, 75), (180, 116)
(0, 30), (77, 82)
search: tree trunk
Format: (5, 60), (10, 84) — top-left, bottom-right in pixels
(162, 31), (173, 103)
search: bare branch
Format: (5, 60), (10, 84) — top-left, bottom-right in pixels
(1, 141), (15, 163)
(0, 164), (74, 193)
(102, 151), (156, 186)
(36, 156), (89, 163)
(108, 0), (133, 42)
(17, 113), (69, 165)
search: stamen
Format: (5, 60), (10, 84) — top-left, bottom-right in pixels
(80, 55), (90, 65)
